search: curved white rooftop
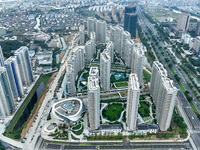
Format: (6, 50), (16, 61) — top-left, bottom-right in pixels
(52, 98), (83, 122)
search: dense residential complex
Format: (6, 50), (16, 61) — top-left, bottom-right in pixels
(177, 13), (191, 31)
(14, 46), (34, 86)
(126, 73), (140, 131)
(100, 50), (111, 91)
(150, 61), (178, 131)
(88, 76), (100, 130)
(4, 56), (24, 99)
(0, 67), (15, 117)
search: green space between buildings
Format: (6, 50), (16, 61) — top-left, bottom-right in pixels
(115, 82), (128, 88)
(4, 73), (53, 140)
(102, 104), (123, 121)
(143, 70), (151, 83)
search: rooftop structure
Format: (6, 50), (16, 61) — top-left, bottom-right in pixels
(52, 98), (83, 122)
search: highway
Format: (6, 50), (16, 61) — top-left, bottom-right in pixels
(40, 141), (188, 149)
(137, 5), (200, 149)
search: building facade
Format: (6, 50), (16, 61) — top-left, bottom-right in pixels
(177, 13), (191, 31)
(150, 61), (178, 131)
(0, 67), (15, 117)
(4, 56), (24, 99)
(87, 17), (96, 37)
(79, 25), (85, 45)
(0, 46), (4, 66)
(132, 43), (145, 86)
(126, 73), (140, 130)
(95, 20), (106, 43)
(100, 51), (111, 91)
(14, 46), (33, 86)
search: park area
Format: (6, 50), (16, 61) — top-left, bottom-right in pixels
(102, 104), (123, 121)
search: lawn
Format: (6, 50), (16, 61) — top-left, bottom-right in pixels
(190, 103), (199, 114)
(72, 123), (82, 130)
(119, 91), (128, 97)
(138, 102), (150, 118)
(115, 82), (128, 88)
(101, 98), (122, 103)
(179, 84), (186, 93)
(171, 69), (175, 76)
(72, 125), (84, 135)
(82, 72), (89, 81)
(102, 104), (123, 121)
(143, 70), (151, 83)
(100, 93), (119, 98)
(5, 74), (53, 139)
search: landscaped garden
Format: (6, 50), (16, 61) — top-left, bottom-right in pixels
(138, 102), (150, 118)
(114, 82), (128, 88)
(102, 104), (124, 121)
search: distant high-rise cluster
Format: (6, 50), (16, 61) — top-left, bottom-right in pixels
(0, 46), (33, 118)
(177, 13), (191, 31)
(110, 25), (145, 86)
(150, 61), (178, 131)
(87, 17), (107, 43)
(124, 4), (137, 39)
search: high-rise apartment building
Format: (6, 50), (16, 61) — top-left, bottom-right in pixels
(126, 73), (140, 131)
(150, 61), (168, 105)
(4, 56), (24, 98)
(156, 78), (178, 131)
(89, 67), (99, 78)
(114, 25), (123, 54)
(177, 13), (191, 31)
(0, 67), (15, 117)
(124, 39), (134, 68)
(132, 43), (145, 86)
(122, 31), (131, 56)
(100, 51), (111, 91)
(95, 20), (107, 43)
(150, 61), (178, 131)
(110, 25), (115, 43)
(0, 46), (4, 66)
(88, 76), (100, 130)
(14, 46), (33, 86)
(79, 25), (85, 45)
(105, 41), (114, 63)
(196, 21), (200, 36)
(85, 40), (94, 61)
(85, 31), (96, 61)
(124, 5), (137, 39)
(66, 64), (76, 95)
(87, 17), (96, 37)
